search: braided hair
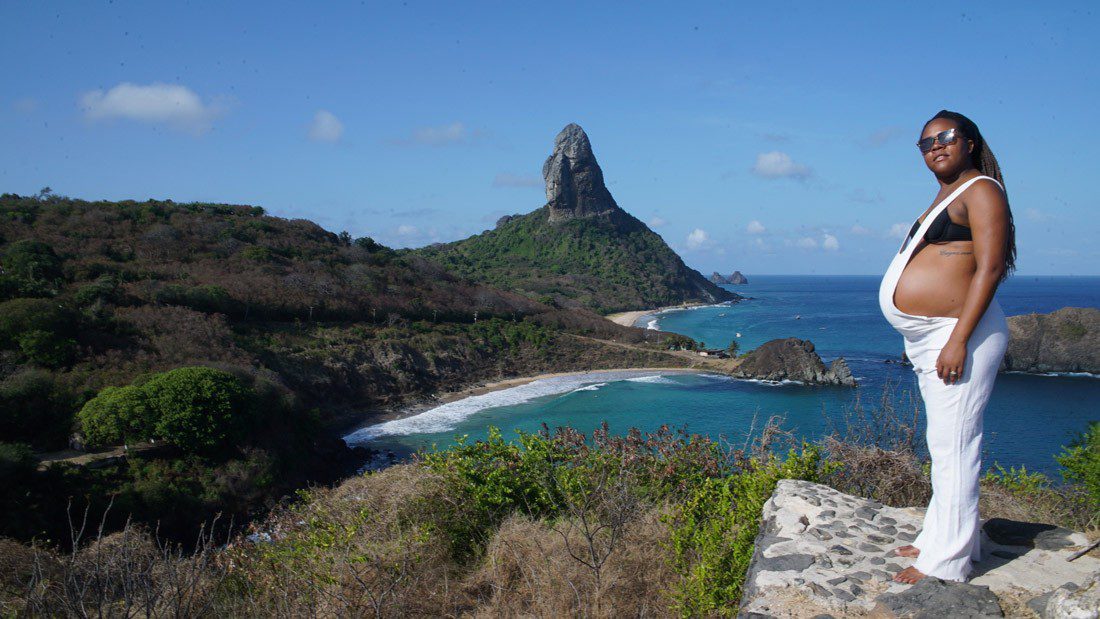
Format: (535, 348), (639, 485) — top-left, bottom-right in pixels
(923, 109), (1016, 280)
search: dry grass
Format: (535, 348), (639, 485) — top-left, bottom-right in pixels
(466, 506), (676, 617)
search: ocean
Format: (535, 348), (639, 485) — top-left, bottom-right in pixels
(344, 275), (1100, 478)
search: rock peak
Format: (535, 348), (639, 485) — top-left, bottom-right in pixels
(542, 123), (621, 223)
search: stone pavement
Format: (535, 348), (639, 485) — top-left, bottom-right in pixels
(738, 479), (1099, 618)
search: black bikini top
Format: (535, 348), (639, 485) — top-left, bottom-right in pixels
(906, 209), (972, 243)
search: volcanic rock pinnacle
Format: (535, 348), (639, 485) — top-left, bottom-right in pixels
(542, 123), (622, 223)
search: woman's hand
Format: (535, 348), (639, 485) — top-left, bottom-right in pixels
(936, 340), (967, 384)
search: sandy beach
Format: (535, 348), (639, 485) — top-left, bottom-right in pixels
(434, 366), (710, 405)
(351, 366), (718, 433)
(604, 301), (713, 327)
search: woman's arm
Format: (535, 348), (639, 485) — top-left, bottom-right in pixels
(936, 179), (1010, 385)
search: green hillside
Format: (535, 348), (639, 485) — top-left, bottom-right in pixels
(411, 204), (737, 313)
(0, 192), (698, 545)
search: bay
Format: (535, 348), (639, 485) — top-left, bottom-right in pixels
(346, 275), (1100, 478)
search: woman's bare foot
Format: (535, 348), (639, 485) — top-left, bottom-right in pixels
(892, 565), (926, 584)
(893, 544), (920, 557)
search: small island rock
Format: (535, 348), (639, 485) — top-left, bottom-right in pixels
(732, 338), (856, 386)
(709, 270), (749, 285)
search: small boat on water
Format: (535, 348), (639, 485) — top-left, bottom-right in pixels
(735, 332), (742, 338)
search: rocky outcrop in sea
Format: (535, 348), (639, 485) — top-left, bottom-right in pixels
(710, 270), (749, 285)
(1002, 307), (1099, 374)
(732, 338), (856, 386)
(739, 479), (1100, 618)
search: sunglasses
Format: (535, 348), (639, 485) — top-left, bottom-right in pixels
(917, 128), (964, 154)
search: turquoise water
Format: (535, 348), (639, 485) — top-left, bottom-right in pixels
(345, 276), (1100, 477)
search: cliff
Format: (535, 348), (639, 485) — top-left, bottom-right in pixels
(1003, 307), (1099, 374)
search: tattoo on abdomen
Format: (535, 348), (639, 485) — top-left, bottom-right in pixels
(939, 250), (973, 256)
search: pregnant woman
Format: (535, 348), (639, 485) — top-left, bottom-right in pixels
(878, 110), (1016, 584)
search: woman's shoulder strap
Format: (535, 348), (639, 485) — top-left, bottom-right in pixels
(972, 175), (1005, 193)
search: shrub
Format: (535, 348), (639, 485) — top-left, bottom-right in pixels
(0, 442), (35, 483)
(73, 275), (122, 307)
(664, 442), (839, 616)
(0, 369), (77, 449)
(1, 239), (63, 284)
(240, 246), (273, 262)
(1055, 421), (1100, 515)
(143, 367), (254, 454)
(17, 329), (76, 367)
(0, 298), (77, 349)
(76, 385), (155, 448)
(154, 284), (241, 316)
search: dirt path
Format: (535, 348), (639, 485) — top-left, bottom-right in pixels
(35, 441), (166, 471)
(562, 332), (742, 373)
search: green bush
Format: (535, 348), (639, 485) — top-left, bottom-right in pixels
(73, 275), (122, 307)
(0, 298), (77, 349)
(76, 385), (156, 448)
(1055, 421), (1100, 513)
(17, 329), (76, 367)
(155, 284), (242, 316)
(0, 442), (35, 483)
(665, 442), (839, 616)
(240, 246), (273, 262)
(0, 369), (77, 449)
(1, 239), (63, 284)
(981, 462), (1053, 494)
(143, 367), (254, 454)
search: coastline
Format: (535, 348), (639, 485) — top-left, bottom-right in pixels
(342, 366), (720, 441)
(604, 301), (715, 327)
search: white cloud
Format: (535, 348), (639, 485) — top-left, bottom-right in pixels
(1025, 208), (1051, 222)
(412, 121), (467, 145)
(795, 237), (818, 249)
(79, 82), (224, 133)
(752, 237), (772, 252)
(887, 223), (910, 239)
(308, 110), (344, 143)
(686, 228), (710, 250)
(648, 216), (667, 228)
(850, 224), (873, 236)
(746, 220), (766, 234)
(750, 151), (811, 179)
(396, 224), (419, 236)
(822, 234), (839, 251)
(492, 173), (541, 188)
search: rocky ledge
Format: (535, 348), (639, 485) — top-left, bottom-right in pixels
(1003, 307), (1099, 375)
(739, 479), (1099, 618)
(732, 338), (856, 386)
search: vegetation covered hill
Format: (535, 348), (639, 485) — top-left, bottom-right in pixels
(411, 202), (737, 313)
(0, 192), (698, 545)
(410, 124), (738, 313)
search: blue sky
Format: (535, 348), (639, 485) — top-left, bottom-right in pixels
(2, 1), (1097, 275)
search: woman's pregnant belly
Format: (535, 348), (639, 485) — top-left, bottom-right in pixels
(893, 241), (977, 318)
